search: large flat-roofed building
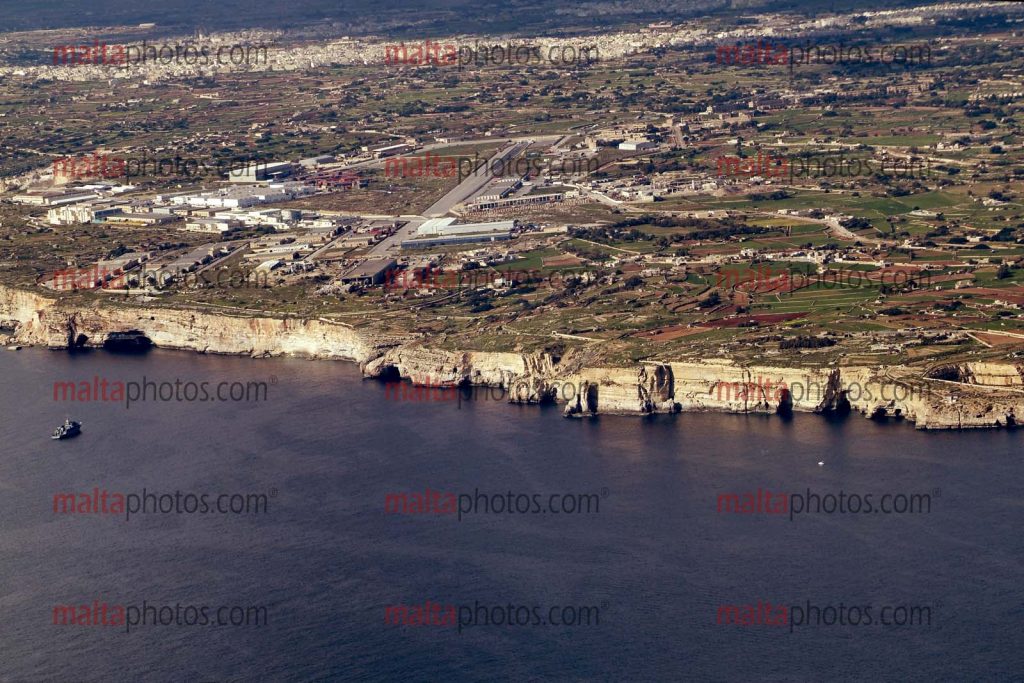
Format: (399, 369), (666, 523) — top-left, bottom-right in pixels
(299, 155), (336, 168)
(228, 162), (296, 183)
(169, 183), (313, 209)
(401, 232), (512, 249)
(213, 208), (299, 229)
(13, 189), (98, 206)
(618, 140), (658, 151)
(472, 178), (522, 203)
(243, 242), (316, 261)
(415, 217), (456, 235)
(184, 218), (241, 234)
(254, 259), (284, 273)
(47, 203), (125, 225)
(467, 192), (564, 211)
(403, 219), (515, 249)
(104, 213), (174, 226)
(161, 243), (234, 274)
(340, 258), (397, 285)
(97, 252), (148, 274)
(370, 143), (412, 159)
(416, 218), (515, 237)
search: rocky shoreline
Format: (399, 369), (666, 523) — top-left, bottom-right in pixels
(2, 284), (1022, 429)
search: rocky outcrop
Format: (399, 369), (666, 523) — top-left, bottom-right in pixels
(358, 348), (1024, 429)
(3, 284), (1023, 429)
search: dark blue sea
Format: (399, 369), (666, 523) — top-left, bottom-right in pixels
(1, 347), (1021, 681)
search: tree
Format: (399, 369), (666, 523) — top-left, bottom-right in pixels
(698, 291), (721, 309)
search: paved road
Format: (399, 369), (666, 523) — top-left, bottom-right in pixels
(366, 215), (425, 256)
(422, 141), (527, 217)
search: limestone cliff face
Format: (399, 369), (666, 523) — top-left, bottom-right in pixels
(360, 349), (1022, 428)
(0, 286), (49, 330)
(0, 285), (375, 360)
(363, 346), (532, 385)
(667, 361), (1021, 428)
(561, 365), (676, 415)
(913, 362), (1024, 428)
(670, 362), (834, 413)
(928, 361), (1024, 387)
(2, 285), (1022, 429)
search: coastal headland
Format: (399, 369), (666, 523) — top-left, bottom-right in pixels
(3, 285), (1021, 430)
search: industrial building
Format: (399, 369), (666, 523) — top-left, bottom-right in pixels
(310, 169), (367, 191)
(340, 258), (397, 285)
(467, 191), (565, 211)
(212, 208), (301, 230)
(244, 239), (317, 261)
(471, 178), (522, 204)
(618, 140), (658, 151)
(169, 182), (313, 209)
(160, 244), (235, 274)
(13, 188), (98, 206)
(414, 218), (516, 237)
(401, 219), (516, 249)
(97, 252), (148, 274)
(228, 161), (296, 183)
(254, 259), (284, 273)
(401, 232), (512, 249)
(47, 203), (126, 225)
(103, 213), (174, 226)
(299, 155), (336, 168)
(368, 143), (413, 159)
(184, 218), (241, 234)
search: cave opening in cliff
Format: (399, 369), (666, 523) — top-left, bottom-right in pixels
(544, 341), (565, 365)
(377, 365), (402, 383)
(776, 387), (793, 417)
(103, 331), (153, 354)
(830, 391), (852, 416)
(925, 365), (967, 383)
(537, 388), (557, 405)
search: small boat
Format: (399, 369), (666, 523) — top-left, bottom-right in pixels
(52, 419), (82, 440)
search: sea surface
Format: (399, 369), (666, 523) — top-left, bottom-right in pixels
(0, 347), (1021, 681)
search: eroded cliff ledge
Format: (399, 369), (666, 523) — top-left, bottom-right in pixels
(3, 285), (1021, 430)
